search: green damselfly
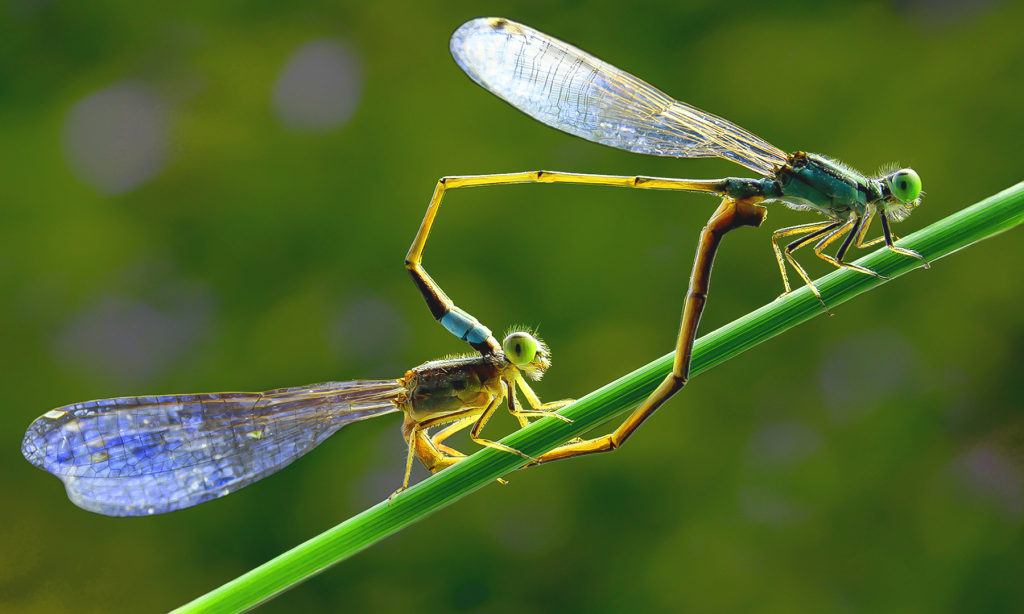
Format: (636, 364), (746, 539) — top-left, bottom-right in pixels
(440, 17), (928, 315)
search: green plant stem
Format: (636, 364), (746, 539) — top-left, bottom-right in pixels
(173, 181), (1024, 614)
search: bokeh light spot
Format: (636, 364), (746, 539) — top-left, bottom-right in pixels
(746, 421), (822, 470)
(954, 446), (1024, 519)
(739, 486), (808, 525)
(331, 296), (408, 375)
(62, 82), (169, 195)
(272, 39), (363, 132)
(818, 328), (918, 423)
(54, 291), (211, 386)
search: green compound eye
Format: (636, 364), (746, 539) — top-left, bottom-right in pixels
(503, 332), (538, 366)
(888, 169), (922, 204)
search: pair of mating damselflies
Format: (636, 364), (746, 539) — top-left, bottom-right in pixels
(22, 17), (926, 516)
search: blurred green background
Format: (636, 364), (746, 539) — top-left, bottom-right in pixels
(2, 0), (1023, 612)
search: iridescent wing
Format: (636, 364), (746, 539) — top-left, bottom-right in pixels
(450, 18), (789, 176)
(22, 380), (403, 516)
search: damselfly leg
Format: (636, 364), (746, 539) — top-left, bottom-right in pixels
(530, 198), (767, 464)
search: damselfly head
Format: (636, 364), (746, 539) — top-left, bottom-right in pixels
(502, 329), (551, 380)
(880, 168), (923, 222)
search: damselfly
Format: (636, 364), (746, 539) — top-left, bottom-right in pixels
(441, 17), (929, 315)
(22, 329), (572, 516)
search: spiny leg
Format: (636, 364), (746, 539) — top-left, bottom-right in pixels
(815, 215), (888, 280)
(776, 220), (844, 315)
(771, 220), (839, 295)
(418, 381), (571, 485)
(406, 171), (733, 355)
(515, 374), (575, 414)
(393, 369), (572, 498)
(429, 415), (478, 456)
(879, 214), (930, 269)
(527, 198), (767, 465)
(854, 210), (887, 249)
(505, 375), (574, 428)
(393, 406), (486, 498)
(468, 396), (538, 462)
(429, 413), (514, 486)
(856, 211), (928, 270)
(395, 420), (429, 499)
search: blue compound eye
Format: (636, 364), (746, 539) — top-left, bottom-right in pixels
(503, 332), (538, 366)
(887, 169), (922, 203)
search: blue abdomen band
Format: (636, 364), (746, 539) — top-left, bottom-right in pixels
(440, 307), (492, 345)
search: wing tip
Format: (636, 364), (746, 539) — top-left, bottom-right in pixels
(21, 421), (51, 470)
(450, 17), (520, 66)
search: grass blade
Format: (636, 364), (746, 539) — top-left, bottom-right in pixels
(173, 181), (1024, 613)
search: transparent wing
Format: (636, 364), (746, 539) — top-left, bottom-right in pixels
(450, 18), (789, 176)
(22, 380), (404, 516)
